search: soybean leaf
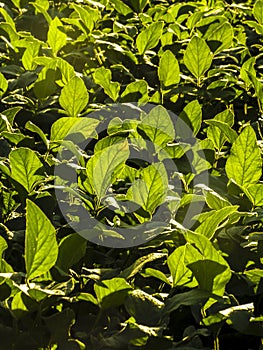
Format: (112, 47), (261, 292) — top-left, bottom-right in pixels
(25, 121), (49, 148)
(225, 126), (262, 188)
(206, 110), (235, 149)
(188, 260), (227, 293)
(0, 107), (22, 127)
(56, 234), (87, 273)
(240, 57), (256, 88)
(25, 200), (58, 281)
(184, 36), (213, 80)
(158, 50), (180, 88)
(59, 76), (89, 117)
(178, 100), (202, 136)
(94, 278), (132, 310)
(9, 148), (45, 193)
(185, 232), (231, 298)
(195, 206), (239, 239)
(163, 289), (214, 315)
(139, 105), (175, 147)
(110, 0), (133, 15)
(126, 162), (168, 214)
(245, 184), (263, 207)
(206, 120), (238, 145)
(121, 80), (148, 103)
(47, 17), (67, 55)
(22, 42), (41, 71)
(136, 21), (164, 55)
(253, 0), (263, 24)
(93, 67), (120, 101)
(168, 245), (197, 288)
(206, 22), (234, 54)
(125, 289), (164, 326)
(0, 72), (8, 97)
(120, 252), (166, 279)
(50, 117), (99, 143)
(89, 140), (130, 200)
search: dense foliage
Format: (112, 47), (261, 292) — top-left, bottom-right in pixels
(0, 0), (263, 349)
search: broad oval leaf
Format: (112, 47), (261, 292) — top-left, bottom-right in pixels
(88, 140), (130, 200)
(136, 21), (164, 55)
(184, 36), (213, 80)
(245, 184), (263, 207)
(126, 162), (168, 214)
(59, 76), (89, 117)
(158, 50), (180, 87)
(51, 117), (99, 143)
(25, 200), (58, 281)
(225, 126), (262, 188)
(206, 109), (235, 150)
(47, 17), (67, 55)
(9, 148), (45, 193)
(254, 0), (263, 24)
(139, 105), (175, 147)
(56, 234), (87, 273)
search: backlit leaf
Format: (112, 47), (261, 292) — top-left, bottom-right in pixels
(59, 76), (89, 117)
(136, 21), (164, 55)
(184, 36), (213, 80)
(226, 126), (262, 188)
(25, 200), (58, 280)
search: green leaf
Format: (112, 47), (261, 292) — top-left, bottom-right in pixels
(253, 0), (263, 24)
(51, 117), (99, 143)
(0, 72), (8, 97)
(47, 17), (67, 55)
(72, 4), (99, 34)
(206, 109), (235, 149)
(139, 105), (175, 147)
(34, 67), (60, 99)
(163, 289), (214, 315)
(121, 80), (149, 103)
(94, 277), (132, 309)
(59, 76), (89, 117)
(247, 72), (263, 111)
(0, 236), (7, 260)
(56, 234), (87, 273)
(88, 140), (130, 200)
(22, 42), (41, 71)
(143, 268), (171, 285)
(245, 184), (263, 207)
(126, 162), (168, 214)
(125, 289), (164, 327)
(158, 50), (180, 87)
(136, 21), (164, 55)
(184, 36), (213, 80)
(185, 232), (231, 298)
(120, 253), (166, 279)
(225, 126), (262, 188)
(206, 22), (234, 54)
(111, 0), (133, 15)
(206, 120), (238, 145)
(240, 57), (256, 88)
(188, 260), (227, 293)
(25, 200), (58, 280)
(168, 245), (197, 288)
(93, 67), (120, 101)
(9, 148), (45, 193)
(25, 121), (49, 148)
(201, 186), (232, 210)
(178, 100), (202, 136)
(195, 206), (239, 239)
(0, 107), (22, 127)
